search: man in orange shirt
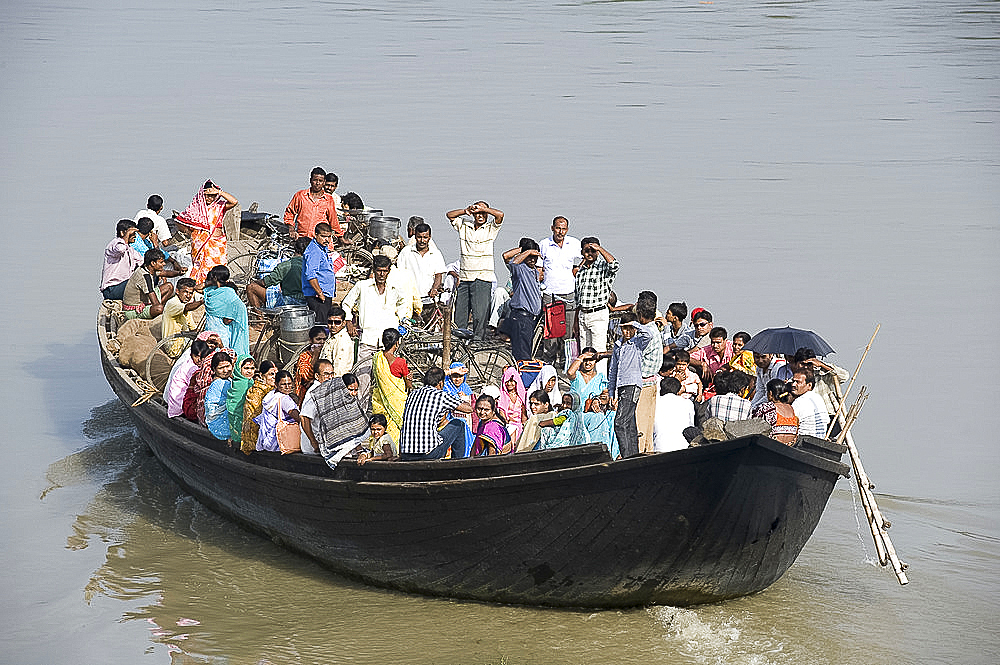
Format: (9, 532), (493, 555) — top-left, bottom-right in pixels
(284, 166), (343, 240)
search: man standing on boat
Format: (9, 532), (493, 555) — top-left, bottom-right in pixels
(501, 238), (543, 361)
(397, 222), (448, 311)
(341, 254), (410, 363)
(573, 236), (619, 365)
(446, 201), (504, 340)
(538, 216), (582, 365)
(302, 223), (339, 324)
(285, 166), (342, 240)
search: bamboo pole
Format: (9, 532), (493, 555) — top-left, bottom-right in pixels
(832, 382), (909, 585)
(442, 297), (452, 369)
(827, 323), (880, 438)
(834, 391), (888, 565)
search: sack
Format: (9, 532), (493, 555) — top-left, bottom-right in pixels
(275, 397), (302, 455)
(543, 300), (566, 339)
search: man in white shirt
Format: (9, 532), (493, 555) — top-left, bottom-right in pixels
(653, 377), (695, 453)
(397, 221), (448, 315)
(134, 194), (172, 246)
(790, 368), (830, 438)
(300, 359), (337, 454)
(320, 305), (355, 376)
(341, 255), (410, 363)
(538, 216), (582, 365)
(446, 201), (504, 340)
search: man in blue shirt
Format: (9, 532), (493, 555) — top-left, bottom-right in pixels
(302, 222), (338, 322)
(500, 238), (543, 361)
(606, 312), (654, 458)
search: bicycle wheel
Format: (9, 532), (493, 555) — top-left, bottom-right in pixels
(144, 333), (194, 393)
(462, 343), (515, 391)
(226, 252), (259, 290)
(530, 319), (545, 359)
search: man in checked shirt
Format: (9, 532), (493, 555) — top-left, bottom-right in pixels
(573, 236), (619, 368)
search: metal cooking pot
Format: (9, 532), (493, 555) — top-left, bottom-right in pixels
(368, 216), (401, 242)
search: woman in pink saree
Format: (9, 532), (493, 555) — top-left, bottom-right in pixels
(175, 180), (238, 282)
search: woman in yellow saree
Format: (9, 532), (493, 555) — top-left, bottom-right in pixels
(371, 327), (411, 441)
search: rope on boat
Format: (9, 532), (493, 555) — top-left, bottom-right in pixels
(130, 376), (159, 407)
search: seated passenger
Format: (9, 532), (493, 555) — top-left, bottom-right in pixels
(320, 305), (355, 376)
(165, 337), (212, 418)
(241, 360), (277, 455)
(515, 389), (556, 452)
(790, 368), (829, 438)
(652, 377), (694, 453)
(122, 248), (175, 320)
(470, 394), (512, 455)
(226, 356), (256, 447)
(659, 302), (696, 352)
(528, 364), (561, 406)
(256, 370), (301, 453)
(296, 325), (329, 402)
(372, 327), (412, 441)
(568, 348), (616, 451)
(668, 349), (703, 402)
(204, 352), (235, 441)
(131, 216), (182, 276)
(751, 378), (799, 445)
(792, 347), (850, 417)
(310, 372), (371, 468)
(355, 413), (397, 464)
(690, 326), (734, 386)
(397, 367), (475, 461)
(203, 264), (250, 356)
(536, 392), (587, 451)
(193, 345), (235, 426)
(161, 278), (204, 357)
(300, 358), (336, 455)
(497, 366), (528, 441)
(704, 369), (753, 422)
(100, 219), (143, 300)
(133, 194), (172, 246)
(246, 237), (310, 309)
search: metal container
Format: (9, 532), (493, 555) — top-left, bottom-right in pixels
(278, 306), (315, 346)
(368, 216), (401, 242)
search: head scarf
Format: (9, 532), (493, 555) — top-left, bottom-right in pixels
(498, 365), (527, 415)
(195, 348), (236, 426)
(176, 183), (225, 232)
(444, 362), (473, 398)
(204, 285), (250, 356)
(226, 354), (254, 444)
(548, 391), (586, 449)
(529, 364), (561, 405)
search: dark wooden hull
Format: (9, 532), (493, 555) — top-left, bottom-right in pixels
(98, 314), (848, 607)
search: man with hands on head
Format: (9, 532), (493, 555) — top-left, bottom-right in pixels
(501, 238), (543, 361)
(446, 200), (504, 340)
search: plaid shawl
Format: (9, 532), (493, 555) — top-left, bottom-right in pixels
(312, 377), (370, 469)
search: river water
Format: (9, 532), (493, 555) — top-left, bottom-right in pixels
(1, 0), (997, 663)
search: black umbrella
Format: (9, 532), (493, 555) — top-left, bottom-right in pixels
(743, 326), (835, 357)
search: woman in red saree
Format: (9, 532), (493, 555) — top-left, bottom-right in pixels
(175, 180), (238, 282)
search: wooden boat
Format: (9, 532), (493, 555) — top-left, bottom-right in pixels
(98, 304), (849, 608)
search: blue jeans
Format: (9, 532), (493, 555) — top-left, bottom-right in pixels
(615, 385), (641, 458)
(400, 420), (469, 460)
(506, 307), (539, 361)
